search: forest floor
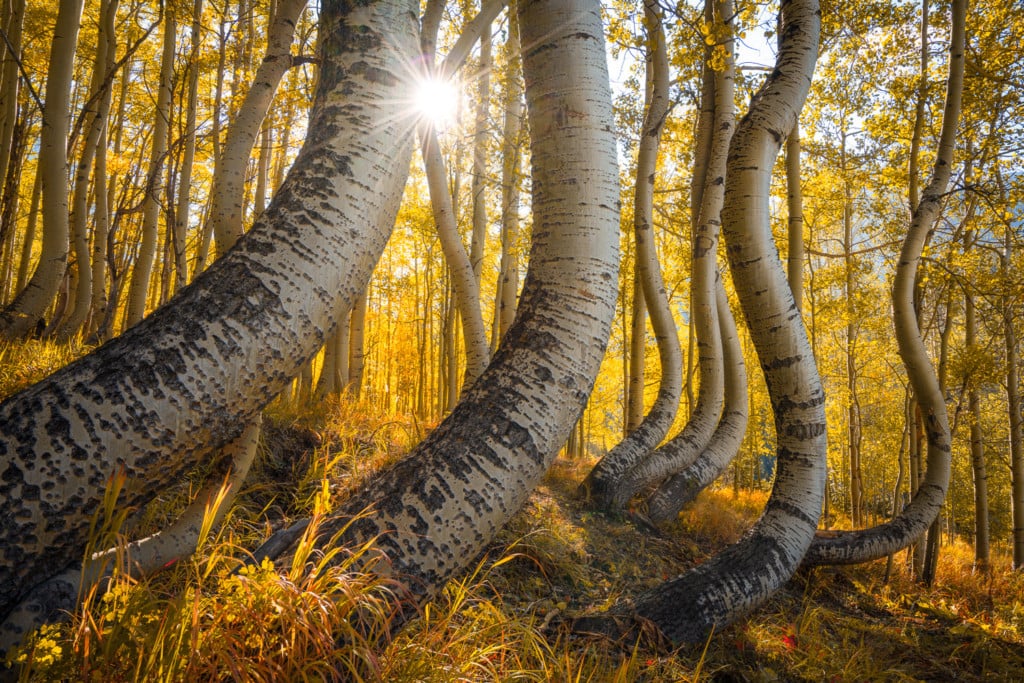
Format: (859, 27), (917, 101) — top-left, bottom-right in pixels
(6, 393), (1024, 681)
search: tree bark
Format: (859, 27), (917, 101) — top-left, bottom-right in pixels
(786, 122), (803, 312)
(589, 0), (734, 509)
(208, 0), (308, 257)
(621, 0), (823, 643)
(57, 0), (120, 339)
(804, 0), (963, 566)
(0, 0), (84, 339)
(647, 275), (747, 521)
(492, 9), (523, 348)
(304, 0), (619, 620)
(0, 0), (418, 638)
(582, 0), (681, 510)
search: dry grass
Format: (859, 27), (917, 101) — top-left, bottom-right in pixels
(3, 369), (1023, 681)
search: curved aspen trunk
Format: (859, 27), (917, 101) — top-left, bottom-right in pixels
(647, 275), (747, 522)
(492, 8), (524, 348)
(804, 0), (962, 566)
(418, 0), (490, 385)
(786, 122), (803, 312)
(0, 0), (84, 339)
(582, 0), (680, 510)
(420, 132), (490, 383)
(590, 0), (735, 510)
(309, 0), (619, 615)
(468, 20), (490, 283)
(0, 0), (417, 632)
(625, 0), (823, 643)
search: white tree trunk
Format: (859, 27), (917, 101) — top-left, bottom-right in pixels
(0, 420), (260, 654)
(208, 0), (308, 257)
(307, 0), (619, 615)
(647, 275), (747, 522)
(591, 0), (735, 509)
(0, 0), (84, 339)
(583, 0), (681, 510)
(57, 0), (120, 339)
(625, 0), (824, 643)
(0, 0), (418, 631)
(804, 0), (963, 566)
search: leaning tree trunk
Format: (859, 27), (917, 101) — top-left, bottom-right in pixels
(300, 0), (619, 619)
(0, 0), (418, 645)
(620, 0), (823, 643)
(582, 0), (681, 511)
(206, 0), (308, 258)
(0, 419), (261, 655)
(0, 0), (84, 339)
(803, 0), (963, 567)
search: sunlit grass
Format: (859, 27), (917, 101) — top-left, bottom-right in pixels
(2, 347), (1022, 681)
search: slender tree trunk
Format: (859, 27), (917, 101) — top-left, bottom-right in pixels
(966, 280), (990, 571)
(0, 0), (418, 637)
(468, 18), (490, 283)
(208, 0), (308, 257)
(13, 171), (40, 296)
(626, 271), (646, 433)
(349, 285), (369, 400)
(0, 0), (84, 339)
(194, 9), (231, 272)
(125, 9), (176, 327)
(0, 0), (24, 237)
(843, 158), (863, 528)
(172, 0), (204, 292)
(57, 0), (120, 339)
(600, 0), (823, 642)
(647, 274), (747, 521)
(805, 0), (963, 566)
(492, 11), (523, 348)
(582, 0), (682, 510)
(588, 0), (732, 510)
(1005, 220), (1024, 570)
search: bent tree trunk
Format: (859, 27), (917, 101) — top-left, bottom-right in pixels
(308, 0), (619, 614)
(803, 0), (962, 566)
(647, 275), (747, 522)
(0, 0), (418, 644)
(583, 0), (681, 511)
(623, 0), (823, 643)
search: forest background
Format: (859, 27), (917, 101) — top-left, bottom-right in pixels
(0, 0), (1022, 678)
